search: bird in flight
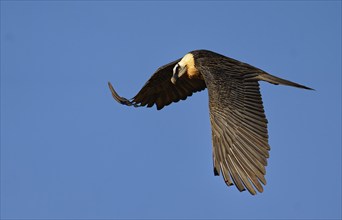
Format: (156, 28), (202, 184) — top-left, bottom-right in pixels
(108, 50), (313, 195)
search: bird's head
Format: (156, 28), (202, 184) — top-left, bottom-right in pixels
(171, 53), (198, 84)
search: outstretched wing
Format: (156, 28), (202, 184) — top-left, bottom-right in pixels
(109, 59), (206, 110)
(207, 68), (270, 195)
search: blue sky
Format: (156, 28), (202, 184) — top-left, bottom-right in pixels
(1, 1), (341, 219)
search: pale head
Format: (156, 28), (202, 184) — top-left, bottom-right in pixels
(171, 53), (199, 84)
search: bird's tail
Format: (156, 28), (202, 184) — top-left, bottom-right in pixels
(256, 73), (314, 90)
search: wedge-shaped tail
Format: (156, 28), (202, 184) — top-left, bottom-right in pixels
(256, 73), (314, 90)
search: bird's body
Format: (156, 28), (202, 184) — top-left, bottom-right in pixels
(108, 50), (313, 195)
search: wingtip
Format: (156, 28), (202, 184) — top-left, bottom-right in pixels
(108, 81), (133, 106)
(108, 81), (121, 102)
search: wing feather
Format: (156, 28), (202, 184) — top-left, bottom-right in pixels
(108, 59), (206, 110)
(206, 65), (270, 195)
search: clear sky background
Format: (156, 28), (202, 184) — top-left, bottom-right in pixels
(1, 1), (341, 219)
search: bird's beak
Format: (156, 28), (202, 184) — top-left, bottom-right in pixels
(171, 64), (187, 84)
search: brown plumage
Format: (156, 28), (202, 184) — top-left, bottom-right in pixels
(108, 50), (313, 195)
